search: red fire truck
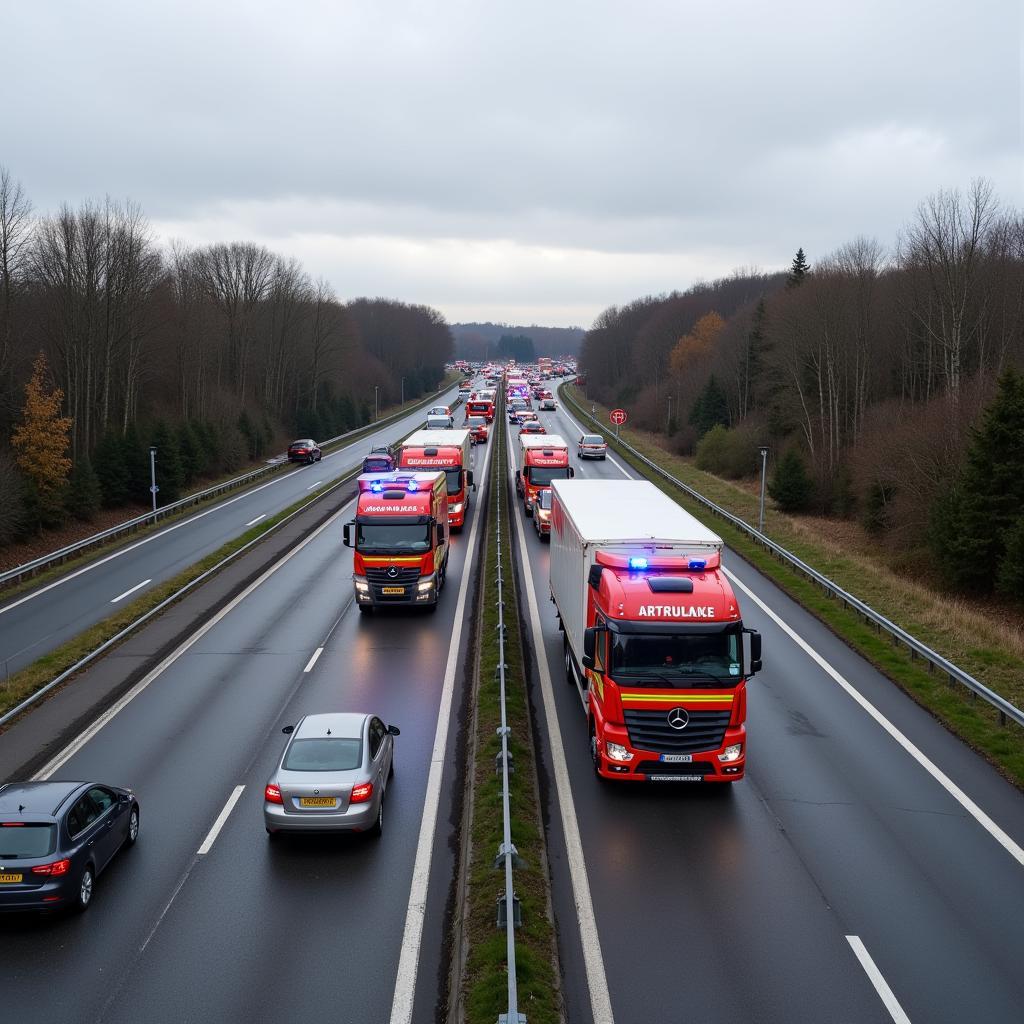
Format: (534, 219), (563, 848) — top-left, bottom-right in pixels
(515, 434), (572, 516)
(343, 471), (450, 613)
(549, 479), (761, 782)
(397, 429), (474, 529)
(465, 397), (495, 423)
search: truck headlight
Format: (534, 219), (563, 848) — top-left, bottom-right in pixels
(605, 741), (633, 763)
(449, 502), (463, 514)
(718, 743), (743, 762)
(355, 579), (369, 592)
(418, 579), (435, 591)
(538, 509), (551, 521)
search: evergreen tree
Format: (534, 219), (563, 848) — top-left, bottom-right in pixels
(150, 420), (185, 503)
(10, 352), (73, 527)
(996, 515), (1024, 601)
(65, 457), (102, 522)
(929, 369), (1024, 591)
(768, 448), (813, 512)
(688, 375), (729, 437)
(787, 247), (810, 288)
(93, 432), (131, 507)
(177, 422), (203, 485)
(122, 424), (152, 504)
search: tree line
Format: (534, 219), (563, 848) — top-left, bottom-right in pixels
(578, 180), (1024, 597)
(0, 166), (453, 542)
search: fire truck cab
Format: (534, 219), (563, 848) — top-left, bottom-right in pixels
(515, 434), (572, 516)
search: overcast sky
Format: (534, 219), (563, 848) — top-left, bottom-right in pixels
(4, 1), (1021, 327)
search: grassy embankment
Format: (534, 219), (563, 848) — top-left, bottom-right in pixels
(459, 415), (561, 1023)
(560, 383), (1024, 788)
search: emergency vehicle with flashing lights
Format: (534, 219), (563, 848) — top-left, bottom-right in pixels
(397, 429), (474, 529)
(549, 479), (761, 783)
(343, 471), (450, 613)
(466, 397), (495, 423)
(516, 434), (573, 516)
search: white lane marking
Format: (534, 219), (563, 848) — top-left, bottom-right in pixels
(306, 480), (323, 490)
(303, 647), (324, 673)
(197, 785), (245, 855)
(110, 579), (152, 604)
(245, 514), (266, 527)
(0, 387), (458, 618)
(389, 432), (493, 1024)
(724, 567), (1024, 867)
(506, 423), (615, 1024)
(32, 494), (358, 781)
(846, 936), (912, 1023)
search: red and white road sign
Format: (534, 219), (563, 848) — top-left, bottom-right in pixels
(609, 408), (627, 426)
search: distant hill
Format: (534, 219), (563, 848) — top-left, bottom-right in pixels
(452, 322), (584, 360)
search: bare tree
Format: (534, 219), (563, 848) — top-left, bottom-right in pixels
(0, 167), (33, 394)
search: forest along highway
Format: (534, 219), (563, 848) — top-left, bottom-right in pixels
(0, 384), (458, 676)
(0, 415), (490, 1024)
(512, 398), (1024, 1024)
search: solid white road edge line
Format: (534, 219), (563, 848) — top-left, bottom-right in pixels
(724, 567), (1024, 868)
(111, 579), (151, 604)
(197, 785), (245, 855)
(0, 390), (456, 618)
(32, 495), (358, 781)
(303, 647), (324, 673)
(388, 434), (492, 1024)
(245, 514), (266, 527)
(846, 935), (912, 1024)
(506, 424), (615, 1024)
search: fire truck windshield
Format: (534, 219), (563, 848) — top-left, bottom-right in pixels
(356, 523), (431, 553)
(610, 629), (741, 686)
(527, 466), (569, 487)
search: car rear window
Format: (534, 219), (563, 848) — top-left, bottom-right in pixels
(584, 435), (604, 444)
(0, 823), (56, 858)
(284, 738), (362, 772)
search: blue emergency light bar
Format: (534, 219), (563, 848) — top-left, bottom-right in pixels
(628, 557), (648, 570)
(371, 482), (383, 493)
(688, 559), (707, 571)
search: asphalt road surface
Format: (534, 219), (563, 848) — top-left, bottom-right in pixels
(510, 398), (1024, 1024)
(0, 416), (490, 1024)
(0, 386), (459, 677)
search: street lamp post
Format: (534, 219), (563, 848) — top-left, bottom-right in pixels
(374, 385), (379, 422)
(149, 446), (159, 517)
(666, 394), (673, 435)
(401, 377), (405, 406)
(758, 446), (769, 533)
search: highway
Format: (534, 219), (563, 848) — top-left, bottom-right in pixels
(0, 412), (488, 1024)
(0, 385), (459, 677)
(510, 397), (1024, 1023)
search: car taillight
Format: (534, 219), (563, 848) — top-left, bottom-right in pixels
(264, 783), (283, 804)
(350, 782), (374, 803)
(32, 859), (71, 876)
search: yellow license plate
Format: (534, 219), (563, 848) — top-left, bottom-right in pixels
(299, 797), (336, 808)
(381, 586), (405, 595)
(0, 873), (23, 883)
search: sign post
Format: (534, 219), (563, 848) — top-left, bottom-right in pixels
(610, 407), (627, 439)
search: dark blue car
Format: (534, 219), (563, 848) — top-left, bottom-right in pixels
(0, 781), (139, 913)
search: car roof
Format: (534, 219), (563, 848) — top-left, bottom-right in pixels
(294, 713), (368, 740)
(0, 780), (86, 816)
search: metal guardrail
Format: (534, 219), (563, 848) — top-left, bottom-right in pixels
(560, 384), (1024, 730)
(0, 463), (366, 728)
(494, 408), (526, 1024)
(0, 381), (459, 590)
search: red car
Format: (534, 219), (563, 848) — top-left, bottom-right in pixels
(466, 416), (489, 444)
(288, 439), (322, 464)
(519, 421), (546, 436)
(532, 487), (553, 539)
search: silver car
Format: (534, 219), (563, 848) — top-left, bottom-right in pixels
(264, 713), (399, 838)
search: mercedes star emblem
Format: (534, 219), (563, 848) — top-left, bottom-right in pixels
(667, 707), (689, 730)
(387, 566), (399, 579)
(313, 789), (320, 795)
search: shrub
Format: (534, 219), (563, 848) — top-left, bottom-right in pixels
(695, 424), (760, 479)
(769, 448), (813, 512)
(65, 458), (102, 522)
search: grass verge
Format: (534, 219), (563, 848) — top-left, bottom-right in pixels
(0, 375), (461, 603)
(460, 413), (562, 1024)
(560, 383), (1024, 788)
(0, 473), (356, 725)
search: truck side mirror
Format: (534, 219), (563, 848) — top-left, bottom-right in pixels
(343, 522), (354, 547)
(515, 469), (521, 480)
(436, 524), (445, 545)
(282, 725), (295, 734)
(746, 630), (762, 675)
(569, 467), (575, 478)
(587, 564), (603, 590)
(467, 470), (474, 486)
(582, 627), (599, 670)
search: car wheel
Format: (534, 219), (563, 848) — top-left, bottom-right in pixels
(590, 728), (603, 779)
(388, 755), (395, 781)
(564, 637), (575, 686)
(74, 865), (95, 913)
(358, 604), (373, 614)
(125, 805), (140, 847)
(266, 828), (280, 840)
(369, 798), (383, 838)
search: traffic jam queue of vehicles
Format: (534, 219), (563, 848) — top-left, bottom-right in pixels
(397, 429), (475, 530)
(343, 471), (450, 612)
(549, 479), (762, 782)
(515, 434), (573, 516)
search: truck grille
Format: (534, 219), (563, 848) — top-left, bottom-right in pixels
(635, 761), (715, 777)
(365, 566), (421, 586)
(623, 708), (731, 755)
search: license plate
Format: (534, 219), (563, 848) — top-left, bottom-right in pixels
(660, 754), (692, 763)
(648, 775), (703, 782)
(299, 797), (337, 808)
(381, 586), (405, 595)
(0, 873), (23, 883)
